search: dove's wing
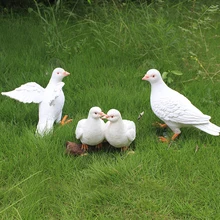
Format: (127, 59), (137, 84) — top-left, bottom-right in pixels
(124, 120), (136, 142)
(1, 82), (45, 104)
(152, 91), (211, 125)
(47, 82), (65, 106)
(75, 119), (86, 139)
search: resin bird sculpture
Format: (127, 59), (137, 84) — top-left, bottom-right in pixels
(75, 106), (106, 151)
(142, 69), (220, 142)
(103, 109), (136, 150)
(1, 67), (72, 136)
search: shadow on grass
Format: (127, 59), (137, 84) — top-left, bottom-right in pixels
(65, 140), (136, 157)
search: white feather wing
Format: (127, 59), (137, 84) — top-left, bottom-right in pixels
(152, 90), (211, 125)
(124, 120), (136, 142)
(1, 82), (45, 104)
(75, 119), (86, 139)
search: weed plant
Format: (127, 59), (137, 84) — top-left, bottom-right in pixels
(0, 1), (220, 219)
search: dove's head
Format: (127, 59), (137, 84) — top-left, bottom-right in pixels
(51, 67), (70, 82)
(88, 107), (105, 119)
(102, 109), (122, 123)
(142, 69), (162, 84)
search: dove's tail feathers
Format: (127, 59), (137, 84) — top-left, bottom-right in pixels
(36, 120), (54, 137)
(194, 122), (220, 136)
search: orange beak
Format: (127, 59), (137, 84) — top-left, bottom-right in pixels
(101, 114), (109, 119)
(63, 71), (70, 76)
(142, 75), (149, 80)
(99, 112), (105, 117)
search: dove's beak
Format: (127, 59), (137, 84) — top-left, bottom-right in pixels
(142, 75), (149, 80)
(101, 114), (109, 119)
(99, 112), (105, 117)
(63, 71), (70, 76)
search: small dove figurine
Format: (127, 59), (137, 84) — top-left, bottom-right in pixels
(103, 109), (136, 150)
(75, 106), (106, 151)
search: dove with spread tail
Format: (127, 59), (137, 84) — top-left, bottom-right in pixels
(142, 69), (220, 142)
(1, 67), (70, 136)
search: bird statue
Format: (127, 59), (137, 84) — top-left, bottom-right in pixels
(103, 109), (136, 150)
(1, 67), (72, 136)
(142, 68), (220, 142)
(75, 106), (106, 151)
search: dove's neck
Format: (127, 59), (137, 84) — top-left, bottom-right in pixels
(150, 80), (170, 97)
(88, 117), (103, 127)
(88, 116), (101, 122)
(88, 117), (98, 122)
(46, 78), (61, 88)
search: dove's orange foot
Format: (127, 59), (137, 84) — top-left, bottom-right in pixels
(81, 144), (89, 151)
(171, 133), (180, 141)
(159, 133), (180, 143)
(158, 136), (169, 143)
(153, 122), (167, 128)
(60, 115), (73, 125)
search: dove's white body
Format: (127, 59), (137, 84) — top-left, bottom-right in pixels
(104, 109), (136, 148)
(1, 68), (69, 136)
(75, 107), (105, 146)
(36, 80), (65, 135)
(143, 69), (220, 136)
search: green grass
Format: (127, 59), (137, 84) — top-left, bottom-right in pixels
(0, 1), (220, 219)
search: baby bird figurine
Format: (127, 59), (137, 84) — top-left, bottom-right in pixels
(103, 109), (136, 151)
(75, 106), (106, 151)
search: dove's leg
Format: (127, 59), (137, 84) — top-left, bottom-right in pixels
(55, 112), (72, 125)
(171, 133), (180, 141)
(158, 123), (181, 143)
(155, 122), (169, 142)
(95, 143), (102, 149)
(60, 115), (73, 125)
(153, 122), (167, 128)
(81, 144), (89, 151)
(158, 133), (180, 143)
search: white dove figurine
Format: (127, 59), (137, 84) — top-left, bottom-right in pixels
(1, 67), (71, 136)
(142, 69), (220, 142)
(103, 109), (136, 150)
(75, 106), (106, 151)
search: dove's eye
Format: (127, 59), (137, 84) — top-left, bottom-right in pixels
(152, 75), (155, 78)
(111, 116), (114, 118)
(57, 72), (60, 74)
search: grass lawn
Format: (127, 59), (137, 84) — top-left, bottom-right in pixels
(0, 1), (220, 219)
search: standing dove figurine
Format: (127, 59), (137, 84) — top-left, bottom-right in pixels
(142, 69), (220, 142)
(1, 67), (71, 136)
(103, 109), (136, 150)
(75, 106), (106, 151)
